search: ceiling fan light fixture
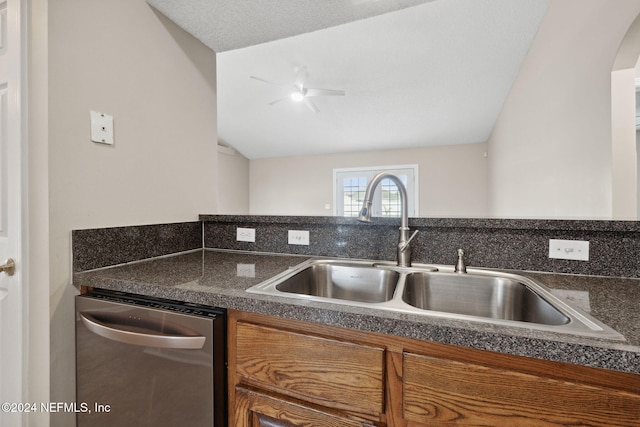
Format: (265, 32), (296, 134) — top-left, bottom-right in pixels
(252, 65), (344, 112)
(290, 91), (305, 102)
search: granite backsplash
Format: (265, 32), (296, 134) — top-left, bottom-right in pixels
(73, 215), (640, 279)
(200, 215), (640, 279)
(72, 221), (202, 272)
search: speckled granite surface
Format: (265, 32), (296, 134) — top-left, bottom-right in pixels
(200, 215), (640, 278)
(73, 222), (202, 272)
(73, 249), (640, 375)
(199, 215), (640, 231)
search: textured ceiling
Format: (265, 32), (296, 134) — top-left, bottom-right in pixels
(148, 0), (550, 159)
(147, 0), (436, 52)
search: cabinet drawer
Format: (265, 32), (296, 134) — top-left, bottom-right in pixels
(235, 321), (385, 415)
(235, 387), (375, 427)
(403, 352), (640, 426)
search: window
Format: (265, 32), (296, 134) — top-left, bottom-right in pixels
(334, 165), (418, 217)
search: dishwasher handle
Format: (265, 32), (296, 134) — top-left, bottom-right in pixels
(79, 312), (206, 350)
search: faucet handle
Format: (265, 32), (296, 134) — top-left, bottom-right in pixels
(454, 248), (467, 274)
(399, 230), (419, 252)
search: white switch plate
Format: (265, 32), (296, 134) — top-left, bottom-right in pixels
(236, 227), (256, 242)
(90, 110), (114, 145)
(288, 230), (310, 245)
(548, 239), (589, 261)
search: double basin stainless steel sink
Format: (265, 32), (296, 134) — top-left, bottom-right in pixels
(247, 259), (624, 339)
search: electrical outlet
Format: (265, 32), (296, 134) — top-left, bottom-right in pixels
(236, 227), (256, 243)
(548, 239), (589, 261)
(288, 230), (310, 245)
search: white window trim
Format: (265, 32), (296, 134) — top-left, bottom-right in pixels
(333, 164), (419, 217)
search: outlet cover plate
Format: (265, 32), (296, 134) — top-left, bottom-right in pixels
(237, 227), (256, 243)
(548, 239), (589, 261)
(90, 110), (114, 145)
(288, 230), (310, 245)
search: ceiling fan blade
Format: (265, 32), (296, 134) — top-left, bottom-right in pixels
(250, 75), (286, 87)
(303, 98), (320, 113)
(305, 88), (346, 97)
(293, 65), (308, 91)
(268, 96), (290, 106)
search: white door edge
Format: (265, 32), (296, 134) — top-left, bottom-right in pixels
(0, 0), (27, 426)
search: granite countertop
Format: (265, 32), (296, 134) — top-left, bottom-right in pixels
(72, 249), (640, 375)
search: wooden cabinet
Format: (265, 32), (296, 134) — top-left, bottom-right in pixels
(229, 312), (385, 426)
(228, 310), (640, 427)
(403, 352), (640, 426)
(234, 321), (384, 416)
(234, 386), (376, 427)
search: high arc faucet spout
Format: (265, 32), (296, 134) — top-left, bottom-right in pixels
(357, 172), (416, 267)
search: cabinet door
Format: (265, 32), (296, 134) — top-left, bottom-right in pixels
(235, 321), (385, 416)
(234, 387), (379, 427)
(403, 352), (640, 426)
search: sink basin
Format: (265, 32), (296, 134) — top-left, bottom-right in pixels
(276, 263), (399, 303)
(247, 258), (624, 340)
(402, 272), (569, 325)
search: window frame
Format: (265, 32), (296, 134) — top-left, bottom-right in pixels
(333, 165), (419, 218)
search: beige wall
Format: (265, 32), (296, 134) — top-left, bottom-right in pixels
(218, 147), (250, 214)
(47, 1), (217, 426)
(28, 1), (50, 426)
(250, 143), (488, 217)
(612, 68), (638, 219)
(611, 11), (640, 219)
(488, 0), (640, 219)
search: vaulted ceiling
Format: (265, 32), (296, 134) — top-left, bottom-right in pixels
(148, 0), (550, 159)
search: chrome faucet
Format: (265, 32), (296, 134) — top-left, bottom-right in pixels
(357, 172), (418, 267)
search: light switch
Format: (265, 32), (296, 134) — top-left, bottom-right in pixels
(90, 110), (114, 145)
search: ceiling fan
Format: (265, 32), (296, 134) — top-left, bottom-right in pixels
(250, 65), (345, 113)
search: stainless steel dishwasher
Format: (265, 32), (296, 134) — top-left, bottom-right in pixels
(75, 290), (226, 427)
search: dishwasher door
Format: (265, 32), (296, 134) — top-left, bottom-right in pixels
(76, 292), (226, 427)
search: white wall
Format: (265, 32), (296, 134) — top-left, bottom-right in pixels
(488, 0), (640, 219)
(250, 143), (488, 217)
(47, 1), (217, 426)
